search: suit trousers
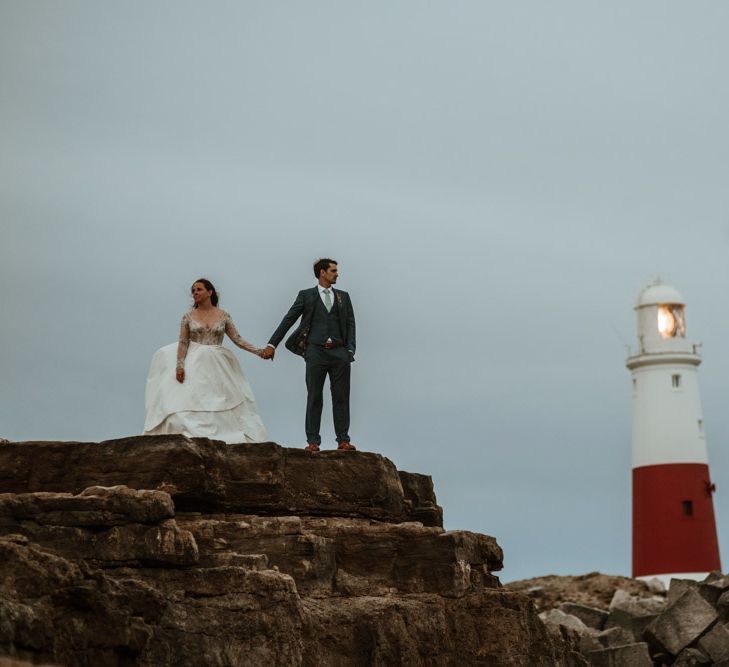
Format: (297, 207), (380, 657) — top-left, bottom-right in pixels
(304, 345), (351, 445)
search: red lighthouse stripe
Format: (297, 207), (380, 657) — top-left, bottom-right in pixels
(633, 463), (721, 578)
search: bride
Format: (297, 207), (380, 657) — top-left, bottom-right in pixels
(144, 278), (269, 443)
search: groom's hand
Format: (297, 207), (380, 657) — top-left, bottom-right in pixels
(260, 346), (275, 360)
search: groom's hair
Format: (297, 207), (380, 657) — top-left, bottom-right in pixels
(313, 258), (337, 278)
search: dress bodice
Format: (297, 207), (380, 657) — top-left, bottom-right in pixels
(186, 312), (228, 345)
(176, 310), (259, 369)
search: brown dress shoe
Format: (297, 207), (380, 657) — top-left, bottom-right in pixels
(304, 443), (320, 453)
(337, 441), (356, 451)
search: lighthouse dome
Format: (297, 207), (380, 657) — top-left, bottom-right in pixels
(636, 280), (685, 308)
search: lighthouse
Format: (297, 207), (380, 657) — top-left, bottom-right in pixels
(626, 279), (720, 582)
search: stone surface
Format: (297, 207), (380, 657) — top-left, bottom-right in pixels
(0, 486), (198, 567)
(176, 513), (505, 598)
(397, 471), (443, 527)
(696, 621), (729, 662)
(669, 576), (729, 608)
(604, 589), (666, 638)
(0, 437), (410, 523)
(540, 609), (600, 655)
(666, 576), (729, 608)
(701, 576), (729, 605)
(595, 626), (635, 648)
(302, 592), (587, 666)
(559, 602), (608, 630)
(0, 486), (174, 526)
(718, 590), (729, 620)
(644, 578), (666, 595)
(0, 536), (304, 666)
(669, 578), (699, 605)
(505, 572), (662, 612)
(301, 517), (503, 597)
(0, 437), (585, 666)
(673, 647), (712, 666)
(584, 642), (652, 666)
(540, 609), (592, 635)
(645, 588), (718, 657)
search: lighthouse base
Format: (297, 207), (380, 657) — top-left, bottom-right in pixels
(637, 572), (710, 589)
(633, 463), (721, 579)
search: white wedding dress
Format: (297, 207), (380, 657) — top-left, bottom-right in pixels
(144, 310), (268, 444)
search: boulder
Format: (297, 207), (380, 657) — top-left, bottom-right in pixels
(696, 621), (729, 662)
(645, 577), (666, 595)
(672, 647), (712, 666)
(595, 626), (636, 648)
(718, 590), (729, 620)
(540, 609), (592, 635)
(505, 572), (661, 612)
(584, 642), (652, 666)
(540, 609), (600, 654)
(559, 602), (608, 630)
(700, 575), (729, 605)
(669, 578), (699, 605)
(668, 577), (726, 607)
(604, 589), (665, 638)
(645, 588), (718, 657)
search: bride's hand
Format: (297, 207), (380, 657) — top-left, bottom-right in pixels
(176, 368), (185, 383)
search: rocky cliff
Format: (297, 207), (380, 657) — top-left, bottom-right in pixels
(0, 436), (584, 667)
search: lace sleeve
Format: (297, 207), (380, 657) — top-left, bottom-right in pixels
(176, 313), (190, 369)
(224, 312), (260, 354)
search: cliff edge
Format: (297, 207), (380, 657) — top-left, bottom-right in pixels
(0, 436), (584, 666)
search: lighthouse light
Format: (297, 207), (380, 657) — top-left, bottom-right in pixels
(657, 306), (676, 337)
(657, 304), (686, 339)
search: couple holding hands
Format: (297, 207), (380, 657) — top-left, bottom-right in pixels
(144, 258), (356, 453)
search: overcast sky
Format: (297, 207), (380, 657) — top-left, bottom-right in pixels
(2, 1), (729, 582)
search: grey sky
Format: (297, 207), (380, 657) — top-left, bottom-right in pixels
(2, 1), (729, 582)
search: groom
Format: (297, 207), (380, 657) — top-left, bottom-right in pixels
(262, 258), (356, 453)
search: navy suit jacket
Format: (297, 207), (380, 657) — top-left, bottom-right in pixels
(268, 286), (356, 355)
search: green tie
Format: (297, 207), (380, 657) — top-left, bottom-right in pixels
(324, 288), (332, 312)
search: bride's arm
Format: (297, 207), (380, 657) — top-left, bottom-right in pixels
(176, 314), (190, 374)
(224, 313), (261, 354)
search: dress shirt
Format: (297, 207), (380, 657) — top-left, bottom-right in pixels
(318, 284), (335, 307)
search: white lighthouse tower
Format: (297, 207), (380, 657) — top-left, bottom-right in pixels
(626, 279), (720, 582)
